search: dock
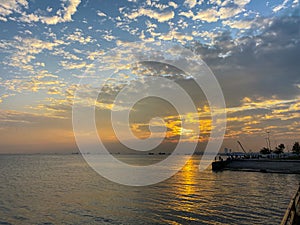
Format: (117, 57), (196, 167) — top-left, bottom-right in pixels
(212, 159), (300, 174)
(211, 159), (231, 171)
(281, 185), (300, 225)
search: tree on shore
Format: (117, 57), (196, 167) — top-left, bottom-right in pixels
(274, 143), (285, 154)
(260, 147), (271, 154)
(292, 142), (300, 154)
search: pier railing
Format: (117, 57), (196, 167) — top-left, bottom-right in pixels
(281, 184), (300, 225)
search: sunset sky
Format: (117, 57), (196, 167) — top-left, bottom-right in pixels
(0, 0), (299, 154)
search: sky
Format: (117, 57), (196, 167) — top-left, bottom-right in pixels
(0, 0), (300, 154)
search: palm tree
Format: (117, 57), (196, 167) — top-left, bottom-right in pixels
(274, 143), (285, 154)
(260, 147), (271, 154)
(292, 142), (300, 154)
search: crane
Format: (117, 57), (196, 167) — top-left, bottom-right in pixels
(237, 141), (247, 154)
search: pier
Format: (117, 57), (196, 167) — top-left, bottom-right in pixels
(212, 159), (300, 174)
(211, 159), (231, 171)
(281, 185), (300, 225)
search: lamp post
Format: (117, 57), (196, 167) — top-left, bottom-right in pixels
(265, 138), (269, 149)
(266, 131), (271, 151)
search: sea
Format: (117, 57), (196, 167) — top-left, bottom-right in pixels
(0, 154), (299, 225)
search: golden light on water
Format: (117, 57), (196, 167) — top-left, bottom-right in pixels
(180, 159), (197, 195)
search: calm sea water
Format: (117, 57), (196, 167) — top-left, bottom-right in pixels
(0, 154), (299, 225)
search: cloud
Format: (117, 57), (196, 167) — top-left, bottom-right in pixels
(234, 0), (251, 7)
(222, 19), (253, 29)
(158, 30), (193, 44)
(223, 96), (300, 142)
(47, 87), (60, 95)
(0, 0), (299, 153)
(87, 50), (105, 60)
(0, 108), (76, 153)
(179, 10), (194, 18)
(60, 61), (87, 70)
(97, 10), (107, 17)
(19, 12), (39, 23)
(194, 8), (219, 22)
(180, 5), (245, 22)
(180, 8), (219, 22)
(218, 6), (244, 19)
(127, 8), (175, 22)
(7, 0), (81, 25)
(168, 1), (178, 9)
(193, 15), (300, 106)
(0, 61), (65, 95)
(0, 0), (28, 21)
(66, 29), (94, 44)
(184, 0), (197, 9)
(192, 30), (219, 40)
(0, 94), (11, 104)
(273, 0), (290, 12)
(293, 0), (299, 7)
(0, 109), (42, 126)
(0, 36), (64, 74)
(102, 32), (116, 42)
(40, 0), (81, 25)
(218, 50), (232, 58)
(3, 77), (63, 93)
(52, 48), (82, 61)
(0, 107), (70, 127)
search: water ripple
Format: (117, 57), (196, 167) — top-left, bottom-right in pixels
(0, 155), (299, 224)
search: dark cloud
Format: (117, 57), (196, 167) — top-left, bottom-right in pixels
(193, 13), (300, 107)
